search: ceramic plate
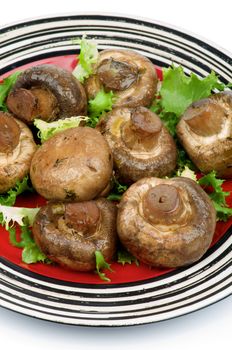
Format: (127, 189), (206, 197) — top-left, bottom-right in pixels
(0, 13), (231, 327)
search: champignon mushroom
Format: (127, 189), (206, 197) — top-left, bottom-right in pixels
(30, 127), (113, 201)
(85, 49), (157, 108)
(99, 106), (177, 183)
(32, 198), (117, 271)
(117, 177), (216, 268)
(176, 91), (232, 177)
(7, 64), (87, 123)
(0, 111), (37, 193)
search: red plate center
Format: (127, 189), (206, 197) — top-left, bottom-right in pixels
(0, 55), (231, 284)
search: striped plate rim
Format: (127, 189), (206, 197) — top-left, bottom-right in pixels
(0, 13), (231, 327)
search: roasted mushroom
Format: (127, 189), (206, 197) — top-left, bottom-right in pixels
(30, 127), (113, 201)
(32, 199), (117, 271)
(0, 111), (37, 193)
(99, 106), (177, 183)
(117, 177), (216, 268)
(85, 49), (157, 108)
(177, 91), (232, 177)
(7, 64), (87, 123)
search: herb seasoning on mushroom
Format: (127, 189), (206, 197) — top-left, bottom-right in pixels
(85, 49), (157, 108)
(0, 111), (37, 193)
(30, 126), (113, 201)
(99, 106), (177, 183)
(117, 177), (216, 268)
(7, 64), (87, 123)
(32, 199), (117, 271)
(177, 91), (232, 177)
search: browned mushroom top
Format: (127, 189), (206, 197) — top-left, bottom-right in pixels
(0, 111), (37, 193)
(6, 64), (87, 123)
(99, 106), (177, 183)
(0, 111), (21, 153)
(30, 126), (113, 201)
(32, 198), (117, 271)
(117, 177), (216, 268)
(176, 91), (232, 177)
(85, 49), (157, 108)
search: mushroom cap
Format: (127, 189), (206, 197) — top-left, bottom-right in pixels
(32, 198), (117, 271)
(117, 177), (216, 268)
(7, 64), (87, 123)
(176, 91), (232, 177)
(99, 106), (177, 183)
(0, 112), (37, 193)
(30, 127), (113, 201)
(85, 49), (157, 108)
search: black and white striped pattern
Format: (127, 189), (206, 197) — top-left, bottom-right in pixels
(0, 14), (231, 327)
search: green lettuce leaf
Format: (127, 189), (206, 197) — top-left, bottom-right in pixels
(107, 176), (128, 201)
(0, 176), (32, 207)
(3, 206), (50, 264)
(176, 167), (232, 221)
(150, 98), (179, 136)
(160, 66), (221, 116)
(9, 225), (49, 264)
(176, 147), (195, 173)
(151, 65), (230, 136)
(72, 36), (98, 83)
(117, 248), (139, 266)
(0, 71), (22, 111)
(177, 165), (197, 181)
(87, 89), (115, 128)
(0, 205), (40, 229)
(95, 250), (113, 282)
(34, 116), (89, 143)
(198, 171), (232, 221)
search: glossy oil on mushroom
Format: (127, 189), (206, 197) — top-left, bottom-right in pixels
(177, 91), (232, 177)
(99, 106), (177, 183)
(30, 126), (113, 201)
(117, 177), (216, 268)
(0, 111), (37, 193)
(1, 44), (230, 284)
(7, 64), (87, 123)
(85, 49), (157, 108)
(32, 199), (117, 271)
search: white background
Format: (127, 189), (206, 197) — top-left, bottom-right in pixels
(0, 1), (231, 349)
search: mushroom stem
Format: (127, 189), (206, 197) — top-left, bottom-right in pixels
(142, 184), (181, 225)
(131, 107), (162, 135)
(121, 107), (162, 151)
(97, 58), (138, 91)
(64, 202), (101, 234)
(117, 177), (216, 268)
(7, 64), (87, 123)
(184, 99), (225, 137)
(176, 91), (232, 177)
(0, 112), (21, 153)
(7, 87), (59, 123)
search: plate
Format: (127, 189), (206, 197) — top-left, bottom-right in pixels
(0, 13), (231, 327)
